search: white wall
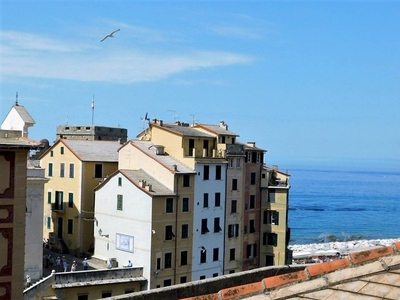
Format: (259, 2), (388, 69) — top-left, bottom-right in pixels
(25, 167), (47, 281)
(192, 162), (226, 280)
(94, 172), (153, 283)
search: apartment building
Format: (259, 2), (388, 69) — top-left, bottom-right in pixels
(40, 138), (122, 255)
(94, 139), (196, 289)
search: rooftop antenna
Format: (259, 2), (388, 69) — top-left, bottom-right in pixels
(140, 112), (150, 129)
(15, 92), (19, 106)
(189, 114), (196, 126)
(91, 95), (95, 125)
(66, 113), (69, 125)
(167, 110), (178, 122)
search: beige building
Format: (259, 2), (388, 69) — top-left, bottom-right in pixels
(40, 138), (122, 255)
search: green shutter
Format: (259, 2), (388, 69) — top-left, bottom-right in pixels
(48, 191), (52, 204)
(273, 234), (278, 247)
(68, 193), (73, 208)
(48, 163), (53, 176)
(117, 195), (123, 210)
(47, 217), (51, 229)
(273, 211), (279, 225)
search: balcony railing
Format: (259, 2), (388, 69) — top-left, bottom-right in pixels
(51, 203), (64, 213)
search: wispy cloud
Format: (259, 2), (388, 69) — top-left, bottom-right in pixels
(0, 30), (254, 84)
(209, 25), (263, 40)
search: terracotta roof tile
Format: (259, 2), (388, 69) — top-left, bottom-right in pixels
(219, 282), (264, 299)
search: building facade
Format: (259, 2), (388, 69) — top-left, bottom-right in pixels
(40, 138), (122, 255)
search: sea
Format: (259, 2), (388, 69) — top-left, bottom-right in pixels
(287, 164), (400, 245)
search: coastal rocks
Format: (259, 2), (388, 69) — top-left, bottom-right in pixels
(289, 238), (399, 261)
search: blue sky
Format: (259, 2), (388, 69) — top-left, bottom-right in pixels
(1, 1), (399, 170)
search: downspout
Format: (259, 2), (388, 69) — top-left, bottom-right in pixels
(223, 163), (227, 274)
(174, 174), (180, 284)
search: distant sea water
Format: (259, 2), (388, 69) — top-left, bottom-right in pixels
(287, 166), (400, 245)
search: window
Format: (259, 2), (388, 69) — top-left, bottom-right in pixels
(232, 179), (237, 190)
(50, 150), (53, 157)
(102, 292), (112, 298)
(181, 251), (188, 266)
(228, 158), (233, 168)
(69, 163), (74, 178)
(249, 195), (255, 209)
(67, 219), (73, 234)
(164, 253), (172, 268)
(48, 163), (53, 177)
(213, 248), (219, 261)
(228, 224), (239, 238)
(203, 193), (209, 208)
(231, 200), (237, 213)
(215, 192), (221, 207)
(215, 165), (221, 180)
(55, 191), (63, 210)
(247, 244), (257, 258)
(165, 225), (175, 240)
(77, 295), (88, 300)
(221, 136), (226, 143)
(60, 163), (65, 177)
(236, 158), (241, 168)
(201, 218), (209, 234)
(268, 190), (276, 203)
(117, 195), (123, 210)
(250, 172), (256, 185)
(263, 233), (278, 246)
(156, 258), (161, 270)
(230, 248), (235, 261)
(60, 146), (64, 154)
(200, 249), (206, 263)
(214, 217), (222, 233)
(203, 165), (209, 180)
(180, 276), (187, 284)
(47, 216), (51, 229)
(94, 164), (102, 178)
(263, 210), (279, 225)
(68, 193), (73, 208)
(213, 273), (218, 277)
(247, 152), (251, 162)
(229, 270), (235, 274)
(125, 289), (135, 294)
(118, 177), (122, 186)
(183, 175), (190, 187)
(47, 191), (52, 204)
(181, 224), (188, 239)
(166, 198), (173, 213)
(188, 139), (195, 156)
(257, 153), (261, 163)
(249, 220), (256, 233)
(265, 255), (274, 266)
(182, 198), (189, 212)
(164, 279), (172, 287)
(200, 275), (206, 280)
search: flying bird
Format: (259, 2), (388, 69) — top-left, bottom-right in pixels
(100, 29), (120, 42)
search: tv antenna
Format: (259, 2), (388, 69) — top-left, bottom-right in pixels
(167, 110), (178, 122)
(140, 112), (150, 129)
(189, 114), (197, 126)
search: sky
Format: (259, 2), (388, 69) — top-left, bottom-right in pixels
(1, 1), (399, 171)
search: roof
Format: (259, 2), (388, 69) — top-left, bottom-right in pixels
(194, 123), (238, 136)
(60, 139), (121, 162)
(120, 169), (176, 196)
(54, 275), (147, 288)
(0, 131), (41, 149)
(158, 123), (215, 138)
(12, 105), (35, 124)
(183, 240), (400, 300)
(129, 140), (196, 174)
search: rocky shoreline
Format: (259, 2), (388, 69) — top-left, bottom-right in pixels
(288, 238), (400, 260)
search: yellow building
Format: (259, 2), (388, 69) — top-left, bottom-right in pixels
(40, 138), (122, 255)
(260, 166), (291, 266)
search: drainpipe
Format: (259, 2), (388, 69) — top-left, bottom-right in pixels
(174, 175), (180, 284)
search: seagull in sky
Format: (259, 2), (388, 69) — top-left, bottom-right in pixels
(100, 29), (120, 42)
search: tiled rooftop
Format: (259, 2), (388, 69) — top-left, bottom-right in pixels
(181, 240), (400, 300)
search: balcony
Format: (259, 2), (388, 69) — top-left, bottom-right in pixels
(51, 203), (64, 213)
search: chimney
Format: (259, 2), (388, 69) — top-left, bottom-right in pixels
(247, 142), (256, 147)
(145, 184), (152, 191)
(219, 121), (228, 130)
